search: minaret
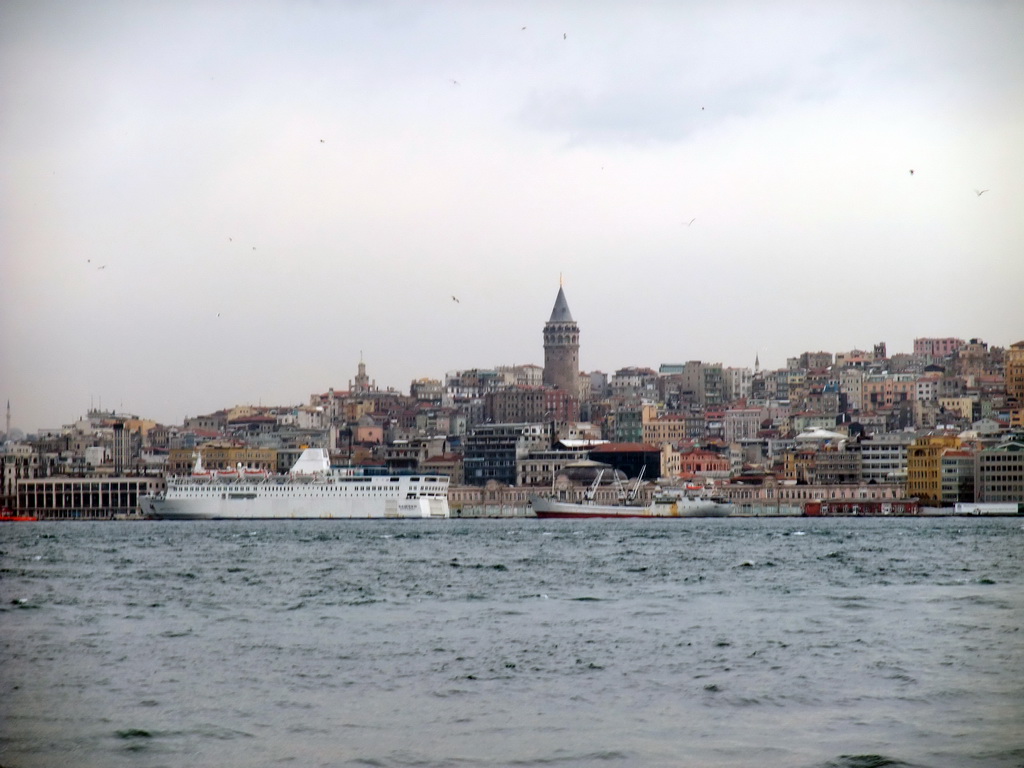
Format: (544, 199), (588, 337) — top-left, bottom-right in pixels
(543, 282), (580, 394)
(4, 400), (9, 440)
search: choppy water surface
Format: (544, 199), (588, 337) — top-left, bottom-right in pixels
(1, 517), (1022, 768)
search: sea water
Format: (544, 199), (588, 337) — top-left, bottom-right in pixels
(1, 517), (1022, 768)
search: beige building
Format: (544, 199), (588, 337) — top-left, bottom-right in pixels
(863, 374), (916, 411)
(168, 444), (276, 475)
(642, 410), (689, 447)
(937, 396), (976, 421)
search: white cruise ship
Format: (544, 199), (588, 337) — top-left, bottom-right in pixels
(140, 448), (450, 520)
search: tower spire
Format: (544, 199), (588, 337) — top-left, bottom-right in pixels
(543, 284), (580, 394)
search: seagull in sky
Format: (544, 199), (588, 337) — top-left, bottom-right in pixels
(684, 218), (696, 226)
(450, 79), (459, 86)
(974, 189), (989, 196)
(451, 295), (460, 303)
(97, 265), (106, 270)
(909, 169), (915, 175)
(563, 32), (567, 39)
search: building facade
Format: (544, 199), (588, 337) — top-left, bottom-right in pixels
(975, 439), (1024, 503)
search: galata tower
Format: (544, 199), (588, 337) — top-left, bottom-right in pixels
(543, 284), (580, 394)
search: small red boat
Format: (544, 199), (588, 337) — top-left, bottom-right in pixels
(0, 506), (36, 522)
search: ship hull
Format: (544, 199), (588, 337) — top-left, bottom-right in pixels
(144, 448), (450, 520)
(529, 496), (733, 519)
(141, 476), (450, 520)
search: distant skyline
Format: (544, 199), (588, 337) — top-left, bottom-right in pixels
(2, 1), (1022, 432)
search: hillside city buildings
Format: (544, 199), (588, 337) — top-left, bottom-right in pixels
(3, 287), (1023, 519)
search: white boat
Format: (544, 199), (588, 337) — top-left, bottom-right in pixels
(529, 494), (733, 518)
(529, 469), (734, 518)
(140, 448), (450, 520)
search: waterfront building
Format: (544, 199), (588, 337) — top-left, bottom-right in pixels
(814, 445), (863, 485)
(907, 434), (962, 503)
(940, 449), (976, 505)
(1006, 342), (1024, 428)
(720, 475), (907, 513)
(1, 444), (41, 510)
(974, 438), (1024, 503)
(15, 475), (165, 519)
(853, 431), (916, 485)
(447, 481), (533, 517)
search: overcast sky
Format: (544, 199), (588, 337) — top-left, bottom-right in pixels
(2, 1), (1022, 432)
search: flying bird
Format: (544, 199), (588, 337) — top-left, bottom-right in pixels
(450, 79), (459, 86)
(563, 32), (567, 39)
(451, 295), (460, 303)
(684, 218), (696, 226)
(521, 25), (526, 30)
(320, 139), (325, 143)
(974, 189), (989, 196)
(909, 169), (914, 175)
(97, 265), (106, 270)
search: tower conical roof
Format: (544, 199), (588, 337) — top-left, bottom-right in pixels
(548, 286), (574, 323)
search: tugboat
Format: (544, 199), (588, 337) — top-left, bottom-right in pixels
(0, 506), (37, 522)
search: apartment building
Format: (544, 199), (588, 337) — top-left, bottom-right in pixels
(914, 337), (965, 359)
(907, 434), (962, 503)
(975, 438), (1024, 503)
(853, 432), (916, 484)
